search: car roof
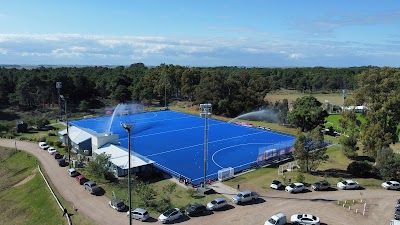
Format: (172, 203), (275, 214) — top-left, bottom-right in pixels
(85, 180), (96, 185)
(389, 181), (400, 184)
(111, 198), (123, 204)
(68, 168), (76, 172)
(214, 197), (226, 202)
(133, 208), (147, 213)
(318, 180), (329, 184)
(294, 183), (303, 185)
(76, 175), (85, 179)
(345, 179), (355, 182)
(191, 204), (205, 208)
(239, 190), (252, 194)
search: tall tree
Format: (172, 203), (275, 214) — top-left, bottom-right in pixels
(353, 67), (400, 157)
(293, 126), (329, 173)
(288, 96), (329, 132)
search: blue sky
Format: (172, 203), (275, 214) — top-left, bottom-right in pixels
(0, 0), (399, 67)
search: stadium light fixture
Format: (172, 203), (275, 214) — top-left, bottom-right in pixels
(199, 103), (212, 188)
(121, 122), (135, 225)
(59, 95), (71, 168)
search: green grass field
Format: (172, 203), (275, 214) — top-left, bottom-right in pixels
(0, 147), (96, 225)
(265, 90), (347, 107)
(0, 147), (65, 225)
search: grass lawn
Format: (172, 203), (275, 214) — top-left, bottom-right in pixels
(0, 147), (65, 225)
(0, 147), (96, 225)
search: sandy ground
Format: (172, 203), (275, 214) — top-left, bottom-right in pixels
(2, 139), (398, 225)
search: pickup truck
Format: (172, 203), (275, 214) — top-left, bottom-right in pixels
(231, 191), (258, 204)
(83, 180), (101, 194)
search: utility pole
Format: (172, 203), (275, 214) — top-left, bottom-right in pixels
(199, 103), (212, 188)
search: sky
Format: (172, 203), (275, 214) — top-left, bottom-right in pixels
(0, 0), (399, 67)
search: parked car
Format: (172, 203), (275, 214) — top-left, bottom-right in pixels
(206, 198), (228, 210)
(290, 214), (320, 225)
(395, 208), (400, 220)
(158, 208), (183, 224)
(231, 191), (258, 204)
(108, 198), (125, 211)
(76, 175), (89, 185)
(270, 180), (282, 190)
(47, 147), (57, 154)
(67, 168), (79, 177)
(381, 181), (400, 190)
(285, 183), (305, 193)
(185, 204), (207, 217)
(390, 219), (400, 225)
(83, 180), (101, 194)
(54, 153), (64, 159)
(264, 212), (287, 225)
(312, 180), (330, 191)
(337, 180), (359, 190)
(57, 158), (67, 167)
(127, 208), (150, 221)
(39, 142), (49, 150)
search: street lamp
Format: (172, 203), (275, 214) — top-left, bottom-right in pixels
(199, 103), (212, 188)
(121, 122), (134, 225)
(60, 95), (71, 168)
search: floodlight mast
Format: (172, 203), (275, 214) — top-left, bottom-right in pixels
(59, 95), (70, 168)
(199, 103), (212, 188)
(121, 122), (134, 225)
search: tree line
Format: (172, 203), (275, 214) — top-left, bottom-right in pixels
(0, 64), (373, 117)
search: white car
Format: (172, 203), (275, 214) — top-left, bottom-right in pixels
(158, 208), (183, 224)
(381, 181), (400, 190)
(47, 147), (57, 154)
(290, 214), (320, 225)
(206, 198), (228, 210)
(337, 180), (359, 190)
(39, 142), (49, 150)
(285, 183), (305, 193)
(67, 168), (79, 177)
(127, 208), (150, 221)
(270, 180), (282, 190)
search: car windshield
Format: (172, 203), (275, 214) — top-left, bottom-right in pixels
(237, 193), (243, 197)
(290, 184), (296, 188)
(163, 209), (175, 216)
(272, 180), (280, 184)
(268, 218), (277, 224)
(143, 211), (149, 216)
(116, 202), (124, 207)
(342, 181), (348, 185)
(313, 216), (317, 220)
(387, 181), (392, 185)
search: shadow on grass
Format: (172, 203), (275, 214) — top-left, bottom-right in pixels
(312, 169), (352, 178)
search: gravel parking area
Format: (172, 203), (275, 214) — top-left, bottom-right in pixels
(2, 139), (398, 225)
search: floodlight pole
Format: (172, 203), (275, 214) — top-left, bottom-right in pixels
(121, 122), (134, 225)
(56, 82), (62, 121)
(199, 103), (212, 188)
(60, 95), (70, 168)
(164, 77), (167, 110)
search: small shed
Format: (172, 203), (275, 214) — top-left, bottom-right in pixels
(16, 121), (28, 133)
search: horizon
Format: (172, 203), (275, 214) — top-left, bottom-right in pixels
(1, 0), (399, 67)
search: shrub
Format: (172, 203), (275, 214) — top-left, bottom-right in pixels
(19, 137), (28, 141)
(54, 140), (63, 147)
(48, 130), (57, 136)
(37, 134), (46, 142)
(3, 133), (15, 139)
(295, 172), (305, 183)
(347, 161), (373, 178)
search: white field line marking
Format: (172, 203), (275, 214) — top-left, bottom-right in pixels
(145, 131), (270, 157)
(212, 142), (273, 168)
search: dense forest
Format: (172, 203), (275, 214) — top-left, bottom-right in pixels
(0, 64), (373, 118)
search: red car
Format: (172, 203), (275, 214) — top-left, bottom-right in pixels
(76, 175), (89, 185)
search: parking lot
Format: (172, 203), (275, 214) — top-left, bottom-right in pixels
(1, 139), (399, 225)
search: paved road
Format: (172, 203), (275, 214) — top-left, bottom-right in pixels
(1, 139), (127, 225)
(2, 139), (399, 225)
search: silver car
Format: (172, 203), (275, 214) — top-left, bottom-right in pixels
(207, 198), (228, 210)
(231, 191), (258, 204)
(127, 208), (150, 221)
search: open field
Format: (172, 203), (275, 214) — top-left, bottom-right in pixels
(265, 89), (348, 107)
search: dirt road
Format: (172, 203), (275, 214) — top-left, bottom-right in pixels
(1, 139), (398, 225)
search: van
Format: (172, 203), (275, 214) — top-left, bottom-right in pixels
(390, 220), (400, 225)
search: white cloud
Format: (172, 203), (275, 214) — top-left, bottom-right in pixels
(0, 33), (398, 67)
(289, 53), (303, 59)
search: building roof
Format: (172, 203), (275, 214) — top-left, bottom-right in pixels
(59, 126), (96, 144)
(94, 143), (154, 169)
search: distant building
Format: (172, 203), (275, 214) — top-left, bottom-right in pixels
(341, 106), (368, 113)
